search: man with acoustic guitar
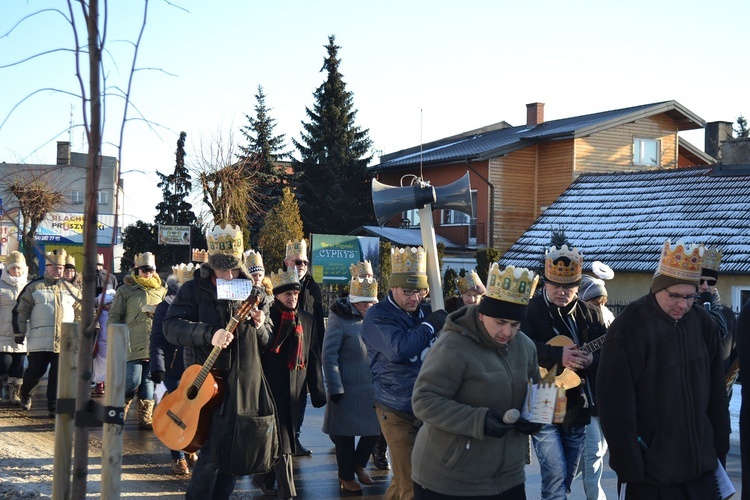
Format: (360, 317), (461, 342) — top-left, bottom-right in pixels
(520, 244), (607, 500)
(162, 224), (273, 500)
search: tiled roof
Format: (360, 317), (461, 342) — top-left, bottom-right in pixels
(499, 166), (750, 275)
(354, 226), (463, 250)
(374, 101), (704, 171)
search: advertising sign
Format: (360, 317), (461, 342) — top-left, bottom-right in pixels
(27, 212), (116, 245)
(310, 234), (380, 284)
(158, 225), (191, 245)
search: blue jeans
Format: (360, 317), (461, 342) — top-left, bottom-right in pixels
(532, 424), (585, 500)
(576, 417), (607, 500)
(124, 360), (153, 400)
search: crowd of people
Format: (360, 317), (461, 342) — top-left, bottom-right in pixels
(0, 231), (743, 500)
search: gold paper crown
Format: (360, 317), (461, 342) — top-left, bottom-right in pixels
(65, 255), (76, 267)
(191, 248), (209, 263)
(391, 246), (427, 275)
(286, 239), (308, 258)
(269, 267), (300, 291)
(134, 252), (156, 269)
(656, 239), (704, 280)
(486, 264), (539, 305)
(244, 249), (264, 270)
(350, 276), (378, 301)
(350, 260), (374, 277)
(5, 251), (26, 269)
(545, 245), (583, 284)
(46, 249), (67, 266)
(458, 270), (484, 294)
(96, 254), (104, 265)
(207, 224), (243, 260)
(172, 263), (196, 284)
(701, 246), (723, 274)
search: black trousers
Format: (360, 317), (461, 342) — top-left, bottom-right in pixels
(0, 352), (26, 379)
(21, 351), (58, 409)
(330, 434), (379, 480)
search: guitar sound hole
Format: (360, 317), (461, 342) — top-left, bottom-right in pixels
(186, 386), (198, 400)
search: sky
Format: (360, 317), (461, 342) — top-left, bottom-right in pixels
(1, 0), (749, 226)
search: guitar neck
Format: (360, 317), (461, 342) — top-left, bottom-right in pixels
(583, 334), (607, 354)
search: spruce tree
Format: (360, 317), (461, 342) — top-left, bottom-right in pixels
(238, 85), (289, 246)
(154, 131), (200, 267)
(257, 186), (305, 273)
(292, 35), (374, 236)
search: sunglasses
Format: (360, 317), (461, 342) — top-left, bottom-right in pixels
(293, 259), (309, 267)
(700, 279), (717, 286)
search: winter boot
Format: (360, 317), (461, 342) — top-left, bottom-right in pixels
(137, 399), (155, 430)
(372, 434), (390, 470)
(0, 375), (8, 403)
(9, 381), (22, 406)
(123, 397), (134, 422)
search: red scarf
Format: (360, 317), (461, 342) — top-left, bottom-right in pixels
(270, 302), (306, 370)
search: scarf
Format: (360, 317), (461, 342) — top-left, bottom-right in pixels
(131, 273), (162, 289)
(269, 299), (306, 370)
(1, 269), (27, 288)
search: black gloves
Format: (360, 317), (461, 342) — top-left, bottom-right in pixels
(484, 410), (513, 438)
(151, 371), (166, 384)
(330, 393), (343, 403)
(514, 417), (542, 435)
(14, 334), (25, 345)
(423, 309), (448, 332)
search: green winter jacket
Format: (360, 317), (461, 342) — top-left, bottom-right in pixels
(108, 274), (166, 362)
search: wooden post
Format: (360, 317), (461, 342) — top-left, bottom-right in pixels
(52, 322), (79, 500)
(418, 204), (445, 310)
(100, 323), (127, 498)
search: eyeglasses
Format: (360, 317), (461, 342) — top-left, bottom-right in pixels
(665, 291), (699, 303)
(700, 279), (717, 286)
(293, 259), (309, 267)
(401, 288), (428, 297)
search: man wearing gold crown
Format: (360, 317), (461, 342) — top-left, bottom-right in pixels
(412, 264), (542, 500)
(164, 224), (272, 499)
(13, 249), (78, 415)
(598, 240), (730, 499)
(283, 238), (325, 457)
(520, 244), (607, 500)
(108, 251), (167, 429)
(253, 266), (326, 499)
(444, 269), (486, 313)
(95, 253), (118, 296)
(361, 246), (448, 500)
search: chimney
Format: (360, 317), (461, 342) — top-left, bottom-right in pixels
(720, 138), (750, 165)
(56, 141), (71, 166)
(526, 102), (545, 127)
(704, 121), (733, 160)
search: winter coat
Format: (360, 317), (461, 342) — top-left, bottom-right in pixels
(12, 273), (78, 353)
(321, 297), (380, 437)
(360, 291), (435, 414)
(95, 268), (118, 296)
(412, 305), (540, 496)
(597, 292), (730, 485)
(108, 274), (166, 362)
(299, 273), (325, 350)
(149, 297), (185, 380)
(0, 271), (28, 353)
(521, 291), (607, 424)
(163, 265), (272, 375)
(261, 302), (326, 455)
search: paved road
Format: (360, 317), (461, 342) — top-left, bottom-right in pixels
(0, 385), (743, 499)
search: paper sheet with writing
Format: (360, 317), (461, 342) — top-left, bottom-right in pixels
(216, 279), (254, 301)
(522, 379), (557, 424)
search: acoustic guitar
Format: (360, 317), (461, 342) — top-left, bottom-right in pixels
(153, 289), (260, 452)
(539, 334), (607, 389)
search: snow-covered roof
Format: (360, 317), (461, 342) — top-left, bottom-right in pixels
(499, 165), (750, 274)
(354, 226), (463, 250)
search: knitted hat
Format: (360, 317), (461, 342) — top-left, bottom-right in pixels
(579, 275), (607, 302)
(651, 239), (703, 293)
(479, 264), (538, 321)
(457, 270), (486, 295)
(5, 251), (27, 271)
(206, 224), (243, 271)
(544, 245), (583, 286)
(269, 267), (301, 295)
(350, 276), (378, 304)
(389, 246), (428, 289)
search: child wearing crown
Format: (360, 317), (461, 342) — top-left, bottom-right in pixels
(412, 264), (541, 498)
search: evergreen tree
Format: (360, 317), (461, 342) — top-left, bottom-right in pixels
(238, 85), (289, 246)
(292, 35), (374, 236)
(154, 131), (200, 268)
(121, 220), (159, 273)
(257, 187), (305, 273)
(475, 247), (502, 286)
(735, 115), (749, 138)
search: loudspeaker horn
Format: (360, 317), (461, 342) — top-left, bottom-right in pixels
(372, 180), (436, 227)
(433, 172), (473, 218)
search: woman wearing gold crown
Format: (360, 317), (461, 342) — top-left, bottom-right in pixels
(0, 251), (29, 406)
(163, 225), (273, 499)
(411, 264), (542, 499)
(321, 273), (381, 495)
(108, 251), (167, 429)
(444, 269), (486, 313)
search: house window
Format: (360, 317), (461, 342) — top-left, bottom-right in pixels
(98, 190), (109, 205)
(401, 209), (421, 227)
(633, 138), (660, 166)
(71, 190), (83, 204)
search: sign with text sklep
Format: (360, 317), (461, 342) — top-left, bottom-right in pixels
(310, 234), (380, 284)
